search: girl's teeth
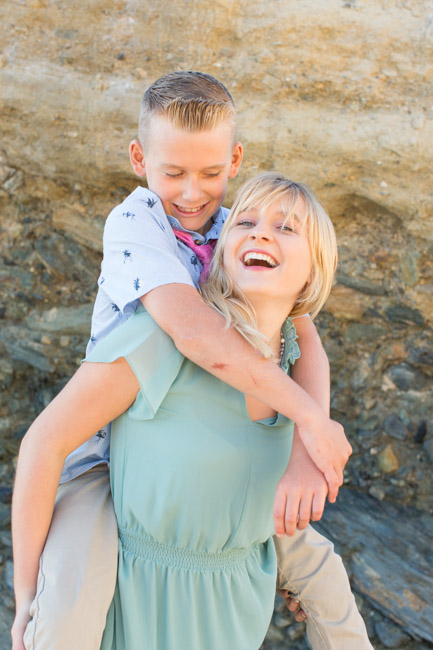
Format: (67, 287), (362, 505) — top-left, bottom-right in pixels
(243, 252), (277, 267)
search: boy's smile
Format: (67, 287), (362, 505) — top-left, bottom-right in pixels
(129, 116), (243, 234)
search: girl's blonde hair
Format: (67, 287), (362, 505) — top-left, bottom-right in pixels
(200, 172), (338, 357)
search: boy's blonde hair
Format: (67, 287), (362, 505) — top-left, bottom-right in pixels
(139, 71), (237, 148)
(201, 172), (338, 357)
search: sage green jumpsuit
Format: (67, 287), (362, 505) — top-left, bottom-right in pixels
(87, 308), (298, 650)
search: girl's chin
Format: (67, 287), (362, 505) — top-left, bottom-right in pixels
(238, 290), (275, 306)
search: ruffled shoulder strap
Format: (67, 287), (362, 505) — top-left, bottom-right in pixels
(280, 317), (301, 374)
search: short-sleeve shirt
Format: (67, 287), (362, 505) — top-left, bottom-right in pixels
(60, 187), (229, 483)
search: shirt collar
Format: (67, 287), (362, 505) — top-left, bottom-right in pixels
(166, 207), (227, 244)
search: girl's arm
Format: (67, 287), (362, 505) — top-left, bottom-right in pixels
(274, 315), (331, 537)
(11, 358), (139, 647)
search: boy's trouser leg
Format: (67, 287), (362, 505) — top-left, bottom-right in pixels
(23, 464), (118, 650)
(274, 526), (374, 650)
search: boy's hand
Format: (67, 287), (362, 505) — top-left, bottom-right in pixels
(296, 412), (352, 502)
(11, 605), (31, 650)
(274, 429), (328, 536)
(277, 590), (307, 623)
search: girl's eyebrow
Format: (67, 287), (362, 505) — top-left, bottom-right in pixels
(279, 211), (302, 226)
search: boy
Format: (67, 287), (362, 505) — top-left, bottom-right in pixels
(12, 71), (372, 650)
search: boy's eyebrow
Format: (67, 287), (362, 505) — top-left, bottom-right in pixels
(160, 163), (228, 171)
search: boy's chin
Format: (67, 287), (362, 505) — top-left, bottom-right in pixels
(178, 216), (215, 235)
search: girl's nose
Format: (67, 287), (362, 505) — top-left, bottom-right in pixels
(249, 225), (272, 241)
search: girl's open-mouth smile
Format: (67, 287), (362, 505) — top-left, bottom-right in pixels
(241, 250), (279, 269)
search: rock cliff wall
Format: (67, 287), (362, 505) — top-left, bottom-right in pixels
(1, 1), (432, 648)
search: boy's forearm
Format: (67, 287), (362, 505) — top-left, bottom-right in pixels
(142, 285), (324, 426)
(143, 284), (351, 498)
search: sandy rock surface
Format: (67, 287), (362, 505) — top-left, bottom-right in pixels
(1, 1), (432, 648)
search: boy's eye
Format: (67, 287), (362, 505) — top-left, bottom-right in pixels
(205, 172), (221, 178)
(165, 172), (183, 178)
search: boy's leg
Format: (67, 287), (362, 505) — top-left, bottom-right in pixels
(23, 465), (118, 650)
(274, 526), (374, 650)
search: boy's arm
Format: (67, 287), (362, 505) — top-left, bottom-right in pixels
(141, 284), (352, 498)
(11, 358), (139, 650)
(98, 196), (350, 493)
(273, 315), (331, 537)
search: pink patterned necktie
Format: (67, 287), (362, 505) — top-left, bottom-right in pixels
(173, 229), (217, 281)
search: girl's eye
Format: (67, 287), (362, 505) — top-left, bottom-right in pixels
(236, 219), (256, 227)
(280, 223), (296, 233)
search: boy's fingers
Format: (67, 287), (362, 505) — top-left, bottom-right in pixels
(294, 608), (307, 622)
(325, 468), (341, 502)
(287, 596), (301, 613)
(278, 592), (308, 622)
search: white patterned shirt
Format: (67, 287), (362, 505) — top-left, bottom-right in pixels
(60, 187), (228, 483)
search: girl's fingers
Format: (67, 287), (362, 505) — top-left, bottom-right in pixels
(297, 493), (313, 530)
(311, 490), (327, 522)
(284, 494), (302, 536)
(273, 485), (288, 537)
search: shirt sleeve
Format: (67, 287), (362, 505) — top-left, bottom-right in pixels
(100, 198), (195, 312)
(85, 307), (184, 420)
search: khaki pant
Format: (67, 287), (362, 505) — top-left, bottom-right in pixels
(274, 532), (374, 649)
(23, 466), (118, 650)
(24, 465), (373, 650)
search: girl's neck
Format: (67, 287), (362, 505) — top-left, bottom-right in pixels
(252, 298), (295, 358)
(244, 297), (295, 422)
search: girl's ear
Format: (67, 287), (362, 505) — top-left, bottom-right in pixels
(129, 140), (147, 177)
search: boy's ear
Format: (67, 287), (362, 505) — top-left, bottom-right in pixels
(129, 140), (147, 177)
(228, 142), (243, 179)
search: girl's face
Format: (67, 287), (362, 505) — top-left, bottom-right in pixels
(222, 197), (312, 309)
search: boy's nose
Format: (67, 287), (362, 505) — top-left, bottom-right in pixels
(181, 178), (204, 203)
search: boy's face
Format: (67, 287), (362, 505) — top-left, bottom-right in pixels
(130, 116), (243, 234)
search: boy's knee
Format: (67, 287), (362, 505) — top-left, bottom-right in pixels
(274, 526), (349, 595)
(25, 578), (112, 650)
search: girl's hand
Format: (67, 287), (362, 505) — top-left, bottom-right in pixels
(274, 430), (328, 536)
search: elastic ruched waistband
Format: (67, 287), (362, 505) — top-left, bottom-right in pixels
(119, 528), (259, 571)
